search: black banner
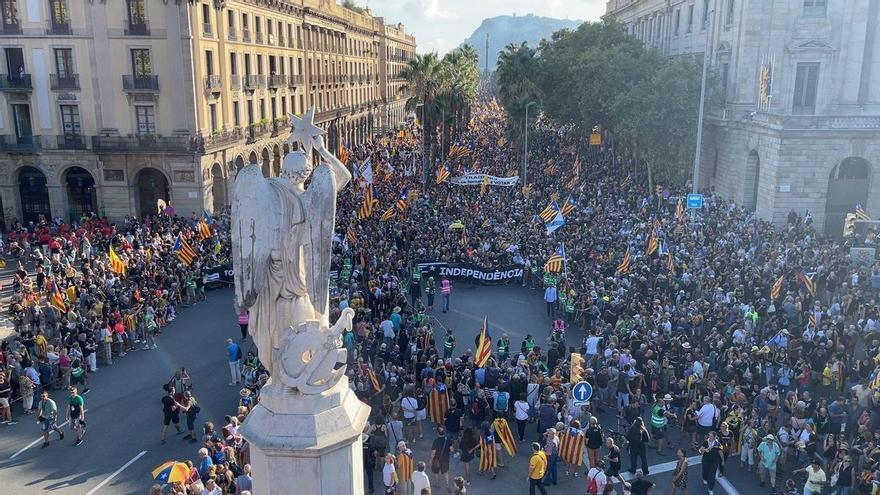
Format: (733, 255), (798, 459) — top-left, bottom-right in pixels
(202, 264), (234, 288)
(418, 262), (523, 285)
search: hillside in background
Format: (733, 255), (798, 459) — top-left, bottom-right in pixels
(463, 14), (583, 72)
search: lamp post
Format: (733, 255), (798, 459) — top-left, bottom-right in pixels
(523, 101), (537, 185)
(692, 4), (714, 196)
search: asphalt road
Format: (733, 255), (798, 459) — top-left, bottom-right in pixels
(0, 282), (761, 495)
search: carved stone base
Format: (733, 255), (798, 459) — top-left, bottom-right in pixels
(239, 377), (370, 495)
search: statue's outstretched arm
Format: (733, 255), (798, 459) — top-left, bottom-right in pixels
(311, 134), (351, 191)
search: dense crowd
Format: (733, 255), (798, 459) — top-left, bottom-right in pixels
(325, 100), (880, 495)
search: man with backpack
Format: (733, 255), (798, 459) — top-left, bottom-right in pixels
(587, 459), (608, 495)
(226, 338), (242, 386)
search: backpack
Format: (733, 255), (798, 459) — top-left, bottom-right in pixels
(235, 345), (242, 361)
(588, 471), (600, 495)
(494, 392), (508, 412)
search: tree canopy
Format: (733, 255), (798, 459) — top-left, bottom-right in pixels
(496, 19), (716, 185)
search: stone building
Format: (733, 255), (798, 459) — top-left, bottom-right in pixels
(606, 0), (880, 235)
(0, 0), (415, 227)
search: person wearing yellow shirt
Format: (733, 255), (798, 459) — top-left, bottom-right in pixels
(528, 442), (549, 495)
(34, 331), (48, 359)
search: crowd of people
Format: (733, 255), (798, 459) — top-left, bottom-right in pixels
(322, 99), (880, 495)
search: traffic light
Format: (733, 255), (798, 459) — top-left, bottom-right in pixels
(570, 353), (585, 384)
(843, 213), (857, 237)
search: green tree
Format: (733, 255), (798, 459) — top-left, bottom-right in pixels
(495, 42), (541, 142)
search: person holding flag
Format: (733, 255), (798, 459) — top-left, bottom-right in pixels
(475, 317), (492, 368)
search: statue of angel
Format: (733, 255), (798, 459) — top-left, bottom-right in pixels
(230, 107), (351, 393)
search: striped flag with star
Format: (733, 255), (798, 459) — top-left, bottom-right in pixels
(855, 204), (871, 221)
(436, 163), (451, 184)
(346, 224), (357, 246)
(448, 143), (470, 158)
(396, 189), (409, 211)
(539, 201), (559, 223)
(172, 234), (196, 265)
(646, 232), (659, 257)
(544, 244), (565, 273)
(108, 245), (126, 275)
(475, 317), (491, 368)
(428, 384), (451, 424)
(616, 248), (632, 275)
(561, 194), (577, 216)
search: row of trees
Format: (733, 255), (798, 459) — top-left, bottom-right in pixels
(496, 19), (715, 186)
(399, 46), (481, 173)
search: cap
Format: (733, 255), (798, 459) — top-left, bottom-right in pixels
(662, 394), (673, 401)
(764, 434), (775, 441)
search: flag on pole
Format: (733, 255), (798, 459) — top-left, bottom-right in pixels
(521, 184), (533, 199)
(475, 317), (492, 367)
(561, 194), (577, 216)
(646, 232), (659, 257)
(198, 218), (212, 240)
(436, 163), (451, 184)
(448, 143), (470, 158)
(809, 313), (818, 328)
(616, 248), (632, 275)
(50, 281), (66, 311)
(338, 138), (350, 165)
(855, 204), (871, 221)
(675, 197), (685, 222)
(380, 206), (396, 222)
(665, 251), (675, 274)
(396, 189), (409, 211)
(173, 234), (196, 265)
(544, 244), (565, 273)
(546, 206), (565, 235)
(358, 186), (376, 219)
(539, 201), (558, 223)
(108, 245), (127, 275)
(770, 275), (784, 300)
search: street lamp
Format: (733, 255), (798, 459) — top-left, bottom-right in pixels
(523, 101), (537, 185)
(692, 4), (715, 196)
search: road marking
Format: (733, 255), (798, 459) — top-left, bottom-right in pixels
(9, 389), (90, 460)
(620, 455), (702, 481)
(83, 450), (148, 495)
(717, 475), (742, 495)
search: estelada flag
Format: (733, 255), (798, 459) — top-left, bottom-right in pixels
(478, 434), (497, 472)
(108, 245), (126, 275)
(492, 418), (517, 457)
(558, 427), (585, 466)
(428, 385), (450, 424)
(396, 452), (413, 482)
(50, 281), (66, 311)
(198, 219), (212, 240)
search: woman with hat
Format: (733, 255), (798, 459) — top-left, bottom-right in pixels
(239, 387), (253, 412)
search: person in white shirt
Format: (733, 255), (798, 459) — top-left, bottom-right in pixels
(380, 319), (395, 347)
(514, 395), (531, 441)
(401, 387), (419, 442)
(411, 461), (431, 494)
(696, 397), (718, 434)
(587, 460), (608, 494)
(383, 454), (397, 491)
(584, 333), (602, 361)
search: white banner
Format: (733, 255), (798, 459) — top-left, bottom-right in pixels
(450, 174), (519, 187)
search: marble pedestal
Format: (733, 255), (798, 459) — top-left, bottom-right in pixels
(239, 377), (370, 495)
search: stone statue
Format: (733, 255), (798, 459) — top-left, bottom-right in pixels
(231, 107), (353, 395)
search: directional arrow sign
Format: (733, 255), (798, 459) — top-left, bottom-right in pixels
(571, 381), (593, 407)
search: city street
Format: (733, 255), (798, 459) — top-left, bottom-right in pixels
(0, 283), (757, 494)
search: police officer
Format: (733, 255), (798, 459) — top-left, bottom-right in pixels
(443, 328), (456, 360)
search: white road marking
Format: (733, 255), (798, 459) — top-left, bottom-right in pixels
(83, 450), (148, 495)
(9, 389), (90, 460)
(717, 475), (742, 495)
(620, 455), (702, 481)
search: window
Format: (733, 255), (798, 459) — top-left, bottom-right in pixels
(687, 4), (694, 32)
(720, 62), (729, 100)
(131, 49), (151, 76)
(205, 50), (214, 75)
(233, 101), (240, 127)
(54, 48), (73, 77)
(792, 63), (819, 114)
(229, 52), (237, 75)
(49, 0), (69, 27)
(803, 0), (826, 17)
(257, 54), (263, 75)
(60, 104), (80, 136)
(280, 96), (286, 114)
(726, 0), (735, 24)
(135, 106), (156, 135)
(674, 9), (680, 36)
(209, 103), (217, 132)
(126, 0), (146, 25)
(1, 0), (20, 29)
(227, 10), (234, 28)
(259, 99), (265, 120)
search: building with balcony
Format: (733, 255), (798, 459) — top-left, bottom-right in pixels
(605, 0), (880, 235)
(0, 0), (416, 227)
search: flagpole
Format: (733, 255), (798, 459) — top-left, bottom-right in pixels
(562, 242), (569, 280)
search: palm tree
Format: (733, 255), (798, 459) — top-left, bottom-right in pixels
(495, 42), (541, 143)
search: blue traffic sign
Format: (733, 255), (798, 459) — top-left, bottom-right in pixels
(572, 381), (593, 405)
(687, 193), (703, 209)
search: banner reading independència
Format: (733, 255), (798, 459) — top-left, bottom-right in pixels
(449, 174), (520, 187)
(417, 261), (523, 285)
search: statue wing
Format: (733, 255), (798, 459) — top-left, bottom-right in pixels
(305, 165), (338, 318)
(231, 165), (285, 310)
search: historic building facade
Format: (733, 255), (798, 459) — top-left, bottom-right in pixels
(0, 0), (415, 227)
(606, 0), (880, 235)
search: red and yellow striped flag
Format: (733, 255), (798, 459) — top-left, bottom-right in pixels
(396, 452), (413, 482)
(558, 427), (585, 466)
(479, 435), (497, 472)
(198, 220), (212, 240)
(802, 273), (816, 297)
(109, 245), (126, 275)
(616, 248), (632, 275)
(50, 281), (66, 311)
(492, 418), (517, 457)
(475, 317), (491, 368)
(770, 275), (784, 300)
(380, 206), (396, 222)
(428, 386), (450, 424)
(646, 233), (659, 257)
(367, 368), (381, 392)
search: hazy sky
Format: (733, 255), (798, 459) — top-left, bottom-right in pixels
(364, 0), (607, 54)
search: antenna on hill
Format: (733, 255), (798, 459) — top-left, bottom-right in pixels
(485, 32), (489, 73)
